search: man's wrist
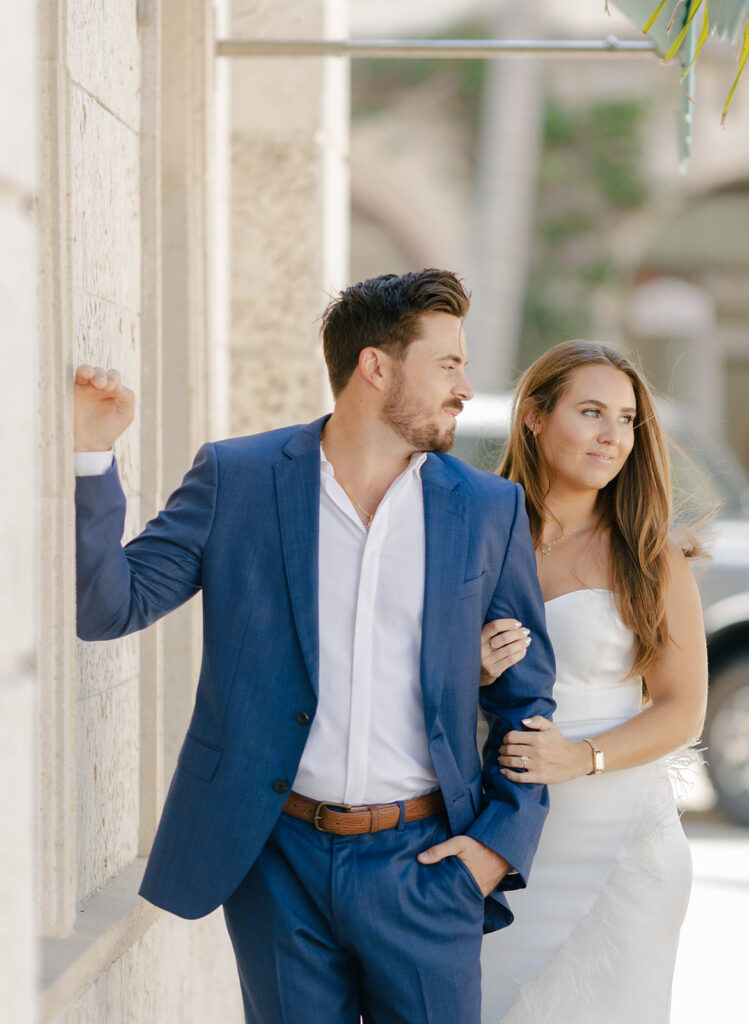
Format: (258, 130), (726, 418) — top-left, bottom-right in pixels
(74, 449), (114, 476)
(474, 839), (512, 879)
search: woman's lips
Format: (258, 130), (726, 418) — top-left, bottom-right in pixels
(586, 451), (615, 463)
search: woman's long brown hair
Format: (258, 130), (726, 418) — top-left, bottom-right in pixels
(499, 340), (704, 677)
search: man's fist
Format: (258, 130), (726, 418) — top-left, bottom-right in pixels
(74, 365), (135, 452)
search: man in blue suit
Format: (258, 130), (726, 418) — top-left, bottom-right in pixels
(75, 269), (555, 1023)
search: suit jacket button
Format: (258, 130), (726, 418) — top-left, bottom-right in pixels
(273, 779), (289, 794)
(296, 711), (310, 726)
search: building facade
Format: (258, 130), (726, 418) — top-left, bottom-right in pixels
(1, 2), (347, 1020)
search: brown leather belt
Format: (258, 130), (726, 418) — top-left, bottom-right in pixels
(282, 789), (445, 835)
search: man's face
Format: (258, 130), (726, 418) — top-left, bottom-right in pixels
(381, 312), (473, 453)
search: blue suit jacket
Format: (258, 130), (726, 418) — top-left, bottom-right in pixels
(76, 416), (556, 932)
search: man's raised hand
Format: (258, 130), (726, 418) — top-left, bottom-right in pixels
(74, 365), (135, 452)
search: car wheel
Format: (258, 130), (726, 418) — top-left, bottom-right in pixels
(705, 655), (749, 826)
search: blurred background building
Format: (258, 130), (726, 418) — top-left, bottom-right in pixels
(1, 1), (747, 1021)
(351, 0), (749, 468)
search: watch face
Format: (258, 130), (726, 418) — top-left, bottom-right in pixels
(594, 752), (604, 772)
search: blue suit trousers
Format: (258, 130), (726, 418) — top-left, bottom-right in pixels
(223, 809), (484, 1023)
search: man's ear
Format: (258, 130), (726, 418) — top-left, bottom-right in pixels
(358, 346), (388, 391)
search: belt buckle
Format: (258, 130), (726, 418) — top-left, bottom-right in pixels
(313, 801), (353, 832)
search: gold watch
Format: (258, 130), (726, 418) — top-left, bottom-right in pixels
(583, 738), (604, 775)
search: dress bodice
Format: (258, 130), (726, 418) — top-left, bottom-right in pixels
(544, 589), (644, 740)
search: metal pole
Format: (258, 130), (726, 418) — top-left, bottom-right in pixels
(215, 36), (658, 60)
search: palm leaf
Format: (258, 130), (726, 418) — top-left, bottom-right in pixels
(722, 13), (749, 123)
(682, 0), (712, 76)
(643, 0), (671, 30)
(665, 0), (704, 59)
(635, 0), (749, 132)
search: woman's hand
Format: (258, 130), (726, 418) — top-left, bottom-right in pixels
(479, 619), (531, 686)
(499, 716), (592, 784)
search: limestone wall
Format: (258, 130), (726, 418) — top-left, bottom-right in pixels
(228, 0), (349, 434)
(0, 3), (38, 1022)
(12, 1), (350, 1020)
(34, 1), (245, 1019)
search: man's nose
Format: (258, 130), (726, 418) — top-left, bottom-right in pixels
(455, 369), (474, 401)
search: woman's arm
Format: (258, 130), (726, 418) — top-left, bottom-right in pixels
(500, 543), (708, 784)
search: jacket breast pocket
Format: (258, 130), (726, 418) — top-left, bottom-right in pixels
(460, 570), (487, 601)
(177, 732), (223, 782)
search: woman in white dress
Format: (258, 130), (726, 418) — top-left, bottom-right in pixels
(478, 341), (708, 1023)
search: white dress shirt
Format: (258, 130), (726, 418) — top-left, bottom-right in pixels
(76, 444), (439, 805)
(293, 448), (438, 805)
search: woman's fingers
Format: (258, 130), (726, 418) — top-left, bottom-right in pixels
(500, 767), (536, 784)
(521, 715), (553, 731)
(499, 754), (533, 770)
(482, 618), (522, 639)
(481, 639), (530, 681)
(480, 619), (532, 682)
(482, 624), (530, 652)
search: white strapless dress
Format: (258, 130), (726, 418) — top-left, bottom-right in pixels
(480, 589), (692, 1024)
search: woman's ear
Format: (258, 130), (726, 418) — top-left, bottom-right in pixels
(522, 399), (542, 436)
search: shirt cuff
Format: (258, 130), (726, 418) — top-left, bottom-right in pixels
(74, 450), (114, 476)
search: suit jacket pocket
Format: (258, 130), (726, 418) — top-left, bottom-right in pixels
(460, 570), (487, 600)
(177, 732), (223, 782)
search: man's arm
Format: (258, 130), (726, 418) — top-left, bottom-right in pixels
(467, 483), (556, 887)
(418, 483), (555, 895)
(74, 364), (217, 640)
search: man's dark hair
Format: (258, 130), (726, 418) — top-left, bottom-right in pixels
(321, 269), (471, 397)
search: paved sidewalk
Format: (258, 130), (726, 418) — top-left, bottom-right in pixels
(671, 774), (749, 1022)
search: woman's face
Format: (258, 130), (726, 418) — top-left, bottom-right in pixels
(530, 363), (637, 496)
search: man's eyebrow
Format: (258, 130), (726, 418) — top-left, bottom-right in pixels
(436, 352), (469, 365)
(576, 398), (636, 414)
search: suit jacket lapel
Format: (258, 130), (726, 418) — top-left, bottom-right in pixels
(420, 455), (470, 733)
(273, 416), (329, 699)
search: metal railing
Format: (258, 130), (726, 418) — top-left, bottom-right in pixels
(215, 36), (658, 60)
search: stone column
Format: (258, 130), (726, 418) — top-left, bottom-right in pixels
(228, 0), (350, 434)
(0, 3), (38, 1022)
(469, 8), (544, 391)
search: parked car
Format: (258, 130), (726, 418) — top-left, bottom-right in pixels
(454, 393), (749, 826)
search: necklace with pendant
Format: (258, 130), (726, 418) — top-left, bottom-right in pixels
(320, 440), (375, 531)
(540, 516), (595, 556)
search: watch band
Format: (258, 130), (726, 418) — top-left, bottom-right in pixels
(583, 738), (605, 775)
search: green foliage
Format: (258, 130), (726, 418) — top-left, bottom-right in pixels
(518, 97), (649, 371)
(352, 19), (486, 137)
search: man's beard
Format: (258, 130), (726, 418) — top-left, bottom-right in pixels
(381, 366), (461, 454)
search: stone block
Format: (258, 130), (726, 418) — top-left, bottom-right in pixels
(119, 919), (166, 1023)
(0, 3), (36, 188)
(72, 288), (142, 504)
(77, 633), (140, 702)
(66, 0), (140, 133)
(0, 675), (36, 1024)
(77, 680), (139, 899)
(230, 138), (326, 342)
(0, 195), (36, 674)
(232, 0), (326, 37)
(231, 58), (326, 139)
(51, 958), (123, 1024)
(69, 87), (140, 312)
(230, 350), (328, 434)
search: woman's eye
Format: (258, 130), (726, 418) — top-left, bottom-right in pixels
(582, 408), (599, 417)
